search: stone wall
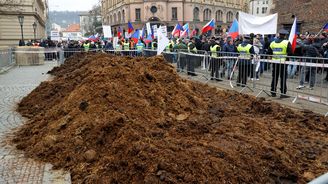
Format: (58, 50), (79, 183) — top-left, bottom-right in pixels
(271, 0), (328, 33)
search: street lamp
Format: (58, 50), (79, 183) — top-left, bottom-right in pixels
(32, 22), (37, 40)
(18, 14), (24, 43)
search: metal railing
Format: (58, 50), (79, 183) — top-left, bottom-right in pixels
(176, 50), (328, 115)
(0, 48), (14, 72)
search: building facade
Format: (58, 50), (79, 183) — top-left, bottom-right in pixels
(80, 12), (102, 37)
(271, 0), (328, 33)
(62, 24), (82, 41)
(249, 0), (272, 16)
(101, 0), (248, 35)
(0, 0), (48, 46)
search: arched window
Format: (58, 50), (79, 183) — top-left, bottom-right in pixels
(203, 8), (211, 21)
(122, 10), (125, 23)
(226, 11), (233, 23)
(118, 11), (121, 23)
(114, 13), (117, 24)
(236, 12), (239, 20)
(110, 15), (113, 24)
(193, 7), (199, 21)
(216, 10), (223, 22)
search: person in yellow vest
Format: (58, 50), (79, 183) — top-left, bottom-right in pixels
(151, 39), (157, 50)
(166, 40), (174, 52)
(136, 40), (145, 56)
(186, 37), (198, 76)
(209, 38), (221, 80)
(267, 29), (292, 98)
(83, 41), (90, 52)
(236, 35), (255, 87)
(123, 39), (130, 56)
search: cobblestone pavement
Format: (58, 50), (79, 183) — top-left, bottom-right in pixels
(0, 62), (71, 184)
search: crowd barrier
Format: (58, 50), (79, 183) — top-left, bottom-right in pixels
(1, 47), (327, 116)
(176, 50), (328, 116)
(0, 47), (14, 71)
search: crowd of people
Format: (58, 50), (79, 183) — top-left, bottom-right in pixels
(18, 29), (328, 97)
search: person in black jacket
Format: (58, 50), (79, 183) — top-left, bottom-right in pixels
(267, 29), (292, 98)
(296, 38), (321, 90)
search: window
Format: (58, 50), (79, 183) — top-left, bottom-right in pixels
(193, 7), (199, 21)
(226, 11), (233, 22)
(118, 11), (121, 23)
(215, 10), (223, 22)
(135, 8), (141, 21)
(262, 7), (268, 14)
(203, 9), (211, 21)
(257, 7), (259, 14)
(122, 10), (125, 23)
(172, 7), (178, 20)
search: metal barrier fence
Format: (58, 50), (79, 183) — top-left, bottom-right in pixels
(1, 47), (327, 115)
(0, 48), (14, 71)
(176, 50), (328, 115)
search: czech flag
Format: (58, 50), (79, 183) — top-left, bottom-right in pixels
(190, 27), (197, 38)
(88, 34), (99, 42)
(201, 19), (215, 34)
(144, 34), (153, 44)
(117, 27), (122, 38)
(323, 23), (328, 31)
(131, 29), (140, 43)
(288, 17), (297, 53)
(180, 23), (189, 38)
(228, 19), (239, 39)
(128, 21), (134, 34)
(172, 23), (183, 37)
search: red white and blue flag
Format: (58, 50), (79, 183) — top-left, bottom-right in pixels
(117, 27), (122, 38)
(131, 29), (140, 43)
(228, 19), (239, 39)
(88, 33), (99, 42)
(172, 23), (183, 37)
(201, 19), (215, 34)
(180, 23), (189, 38)
(128, 21), (134, 34)
(144, 34), (153, 44)
(323, 23), (328, 31)
(288, 17), (297, 53)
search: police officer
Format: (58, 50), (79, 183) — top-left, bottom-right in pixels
(237, 35), (255, 86)
(267, 29), (292, 98)
(210, 38), (221, 80)
(173, 39), (188, 72)
(187, 37), (198, 76)
(83, 41), (90, 52)
(123, 39), (130, 56)
(151, 39), (157, 50)
(136, 40), (145, 56)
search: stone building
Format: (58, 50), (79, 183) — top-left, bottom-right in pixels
(101, 0), (249, 35)
(0, 0), (48, 46)
(249, 0), (272, 16)
(271, 0), (328, 33)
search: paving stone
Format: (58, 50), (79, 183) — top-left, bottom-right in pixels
(0, 62), (71, 184)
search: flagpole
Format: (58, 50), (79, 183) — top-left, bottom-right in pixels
(315, 28), (323, 37)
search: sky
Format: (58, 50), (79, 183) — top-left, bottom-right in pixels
(48, 0), (99, 11)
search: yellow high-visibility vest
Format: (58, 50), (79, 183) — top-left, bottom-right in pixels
(270, 40), (288, 61)
(237, 44), (252, 59)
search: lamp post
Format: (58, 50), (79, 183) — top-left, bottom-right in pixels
(18, 14), (24, 42)
(32, 22), (37, 40)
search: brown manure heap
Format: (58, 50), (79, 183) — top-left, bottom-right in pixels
(13, 53), (328, 183)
